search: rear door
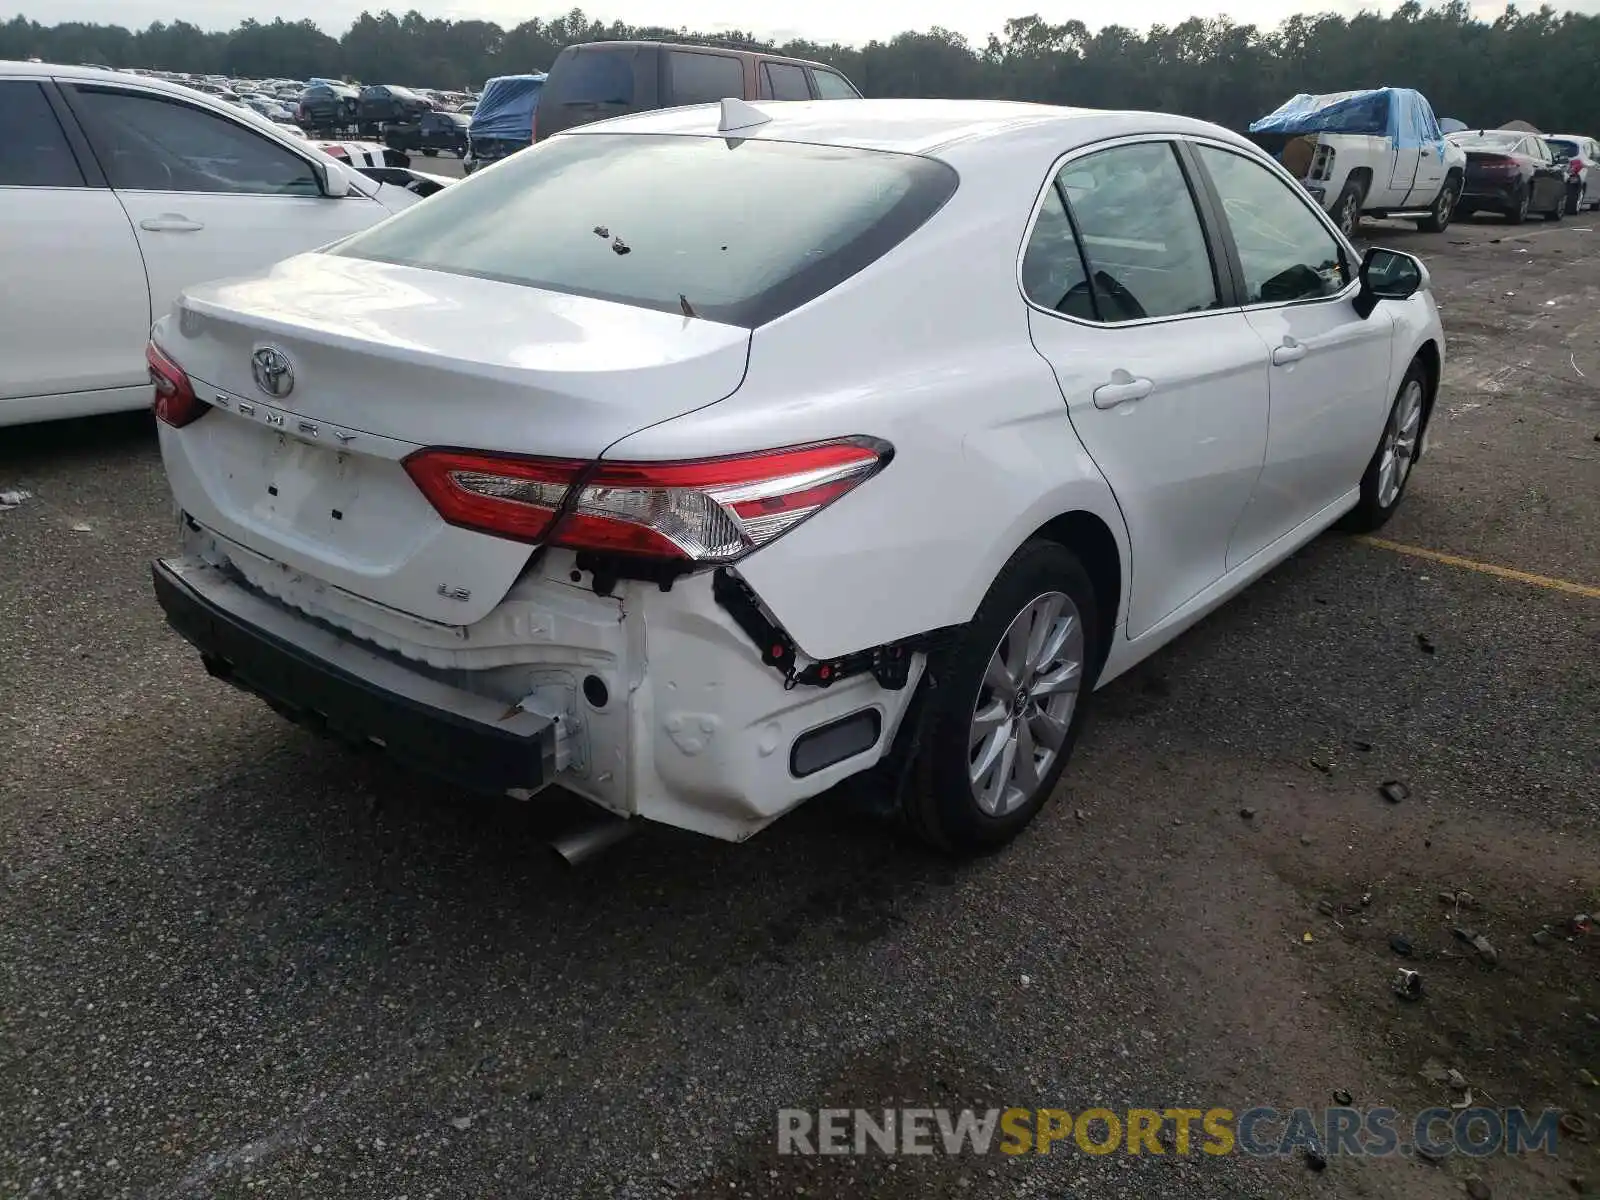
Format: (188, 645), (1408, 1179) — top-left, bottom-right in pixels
(1023, 138), (1272, 639)
(1405, 93), (1447, 207)
(662, 48), (746, 106)
(0, 78), (151, 405)
(758, 61), (812, 102)
(60, 83), (388, 328)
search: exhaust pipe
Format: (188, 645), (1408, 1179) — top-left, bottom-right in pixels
(550, 813), (635, 867)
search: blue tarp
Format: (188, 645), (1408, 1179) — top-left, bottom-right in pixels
(1249, 87), (1445, 150)
(469, 74), (547, 142)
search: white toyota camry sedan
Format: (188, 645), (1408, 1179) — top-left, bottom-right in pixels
(148, 98), (1443, 854)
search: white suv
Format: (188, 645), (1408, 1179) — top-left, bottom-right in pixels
(0, 62), (441, 428)
(147, 99), (1444, 854)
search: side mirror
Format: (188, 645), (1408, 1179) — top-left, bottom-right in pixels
(314, 158), (352, 198)
(1353, 247), (1425, 319)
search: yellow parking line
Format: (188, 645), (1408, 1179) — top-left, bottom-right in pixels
(1357, 536), (1600, 599)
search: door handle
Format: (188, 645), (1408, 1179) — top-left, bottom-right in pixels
(1091, 372), (1154, 410)
(1272, 338), (1308, 366)
(140, 215), (205, 232)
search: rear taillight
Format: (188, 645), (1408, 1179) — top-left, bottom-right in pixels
(1569, 157), (1584, 176)
(147, 340), (209, 428)
(1477, 155), (1518, 171)
(403, 438), (889, 561)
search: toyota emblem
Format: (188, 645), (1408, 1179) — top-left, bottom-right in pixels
(251, 347), (294, 399)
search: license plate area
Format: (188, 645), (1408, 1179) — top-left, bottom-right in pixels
(259, 431), (363, 543)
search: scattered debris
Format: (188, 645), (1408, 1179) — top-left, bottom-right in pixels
(0, 489), (31, 508)
(1415, 632), (1436, 654)
(448, 1115), (474, 1131)
(610, 236), (630, 255)
(1020, 974), (1031, 988)
(70, 522), (92, 533)
(1360, 893), (1372, 907)
(1420, 1058), (1451, 1084)
(1317, 899), (1336, 917)
(1239, 806), (1256, 820)
(1349, 738), (1374, 752)
(1392, 968), (1424, 1001)
(1532, 928), (1554, 948)
(1332, 1089), (1353, 1106)
(1171, 816), (1183, 826)
(592, 225), (609, 238)
(1380, 780), (1410, 804)
(1560, 1113), (1590, 1140)
(1580, 1068), (1598, 1088)
(1465, 1176), (1492, 1200)
(1452, 1089), (1475, 1110)
(1304, 1146), (1327, 1172)
(1308, 753), (1332, 774)
(1075, 809), (1087, 821)
(1302, 931), (1314, 944)
(1573, 914), (1593, 934)
(1300, 834), (1314, 847)
(1446, 1068), (1469, 1091)
(1389, 935), (1414, 957)
(1471, 933), (1498, 965)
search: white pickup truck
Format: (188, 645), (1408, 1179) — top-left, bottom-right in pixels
(1248, 87), (1466, 237)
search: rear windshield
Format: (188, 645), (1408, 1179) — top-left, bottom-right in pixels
(1453, 131), (1523, 151)
(332, 132), (958, 328)
(1547, 138), (1579, 156)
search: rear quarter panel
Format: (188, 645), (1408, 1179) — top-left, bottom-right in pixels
(602, 132), (1132, 661)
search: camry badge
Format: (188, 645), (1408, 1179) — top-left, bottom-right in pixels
(251, 347), (294, 399)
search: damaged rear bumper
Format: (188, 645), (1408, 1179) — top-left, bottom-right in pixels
(153, 557), (558, 795)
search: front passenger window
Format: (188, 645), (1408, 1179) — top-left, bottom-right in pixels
(1194, 144), (1349, 304)
(1052, 141), (1220, 322)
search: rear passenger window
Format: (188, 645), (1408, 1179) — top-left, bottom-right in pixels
(761, 63), (811, 102)
(667, 51), (744, 106)
(811, 69), (859, 100)
(0, 81), (86, 188)
(1055, 141), (1219, 322)
(1021, 184), (1094, 320)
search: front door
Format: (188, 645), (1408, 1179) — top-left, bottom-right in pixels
(60, 83), (386, 326)
(1021, 139), (1271, 638)
(1188, 143), (1397, 567)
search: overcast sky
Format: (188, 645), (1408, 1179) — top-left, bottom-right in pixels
(6, 0), (1569, 45)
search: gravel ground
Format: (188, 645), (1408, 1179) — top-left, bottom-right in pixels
(1, 216), (1596, 1200)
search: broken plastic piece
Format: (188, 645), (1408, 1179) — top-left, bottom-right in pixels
(1391, 967), (1423, 1000)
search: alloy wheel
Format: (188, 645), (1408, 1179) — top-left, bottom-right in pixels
(1434, 185), (1454, 228)
(1377, 378), (1424, 508)
(968, 591), (1084, 817)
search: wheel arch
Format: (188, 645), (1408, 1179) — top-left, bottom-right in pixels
(1026, 509), (1123, 680)
(1413, 336), (1442, 442)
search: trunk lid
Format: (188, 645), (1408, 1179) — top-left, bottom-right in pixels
(155, 252), (750, 625)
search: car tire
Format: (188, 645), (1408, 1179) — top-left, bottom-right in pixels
(1340, 361), (1428, 533)
(1505, 183), (1529, 224)
(1416, 177), (1457, 232)
(1333, 180), (1364, 239)
(422, 147), (438, 157)
(901, 539), (1101, 856)
(1565, 181), (1582, 215)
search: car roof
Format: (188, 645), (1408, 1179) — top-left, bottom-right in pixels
(557, 97), (1241, 158)
(555, 39), (840, 73)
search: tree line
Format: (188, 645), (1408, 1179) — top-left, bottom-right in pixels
(4, 2), (1598, 133)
